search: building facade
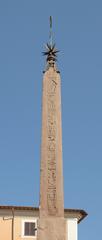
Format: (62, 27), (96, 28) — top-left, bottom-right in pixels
(0, 206), (87, 240)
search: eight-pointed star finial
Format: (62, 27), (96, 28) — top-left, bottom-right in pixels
(43, 43), (59, 62)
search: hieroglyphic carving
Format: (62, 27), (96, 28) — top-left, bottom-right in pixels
(47, 78), (58, 215)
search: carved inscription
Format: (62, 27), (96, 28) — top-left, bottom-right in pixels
(47, 78), (57, 215)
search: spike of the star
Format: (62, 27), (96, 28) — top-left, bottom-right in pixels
(42, 52), (49, 56)
(53, 50), (59, 54)
(52, 43), (56, 50)
(46, 43), (51, 50)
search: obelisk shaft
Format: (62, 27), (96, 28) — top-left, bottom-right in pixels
(39, 66), (64, 218)
(38, 66), (66, 240)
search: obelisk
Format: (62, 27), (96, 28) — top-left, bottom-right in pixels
(37, 18), (66, 240)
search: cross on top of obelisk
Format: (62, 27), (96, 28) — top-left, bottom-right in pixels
(43, 16), (59, 64)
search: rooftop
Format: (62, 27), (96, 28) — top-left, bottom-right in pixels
(0, 206), (87, 223)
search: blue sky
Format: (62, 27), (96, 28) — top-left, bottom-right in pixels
(0, 0), (102, 239)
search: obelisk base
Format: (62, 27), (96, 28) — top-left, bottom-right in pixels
(37, 217), (67, 240)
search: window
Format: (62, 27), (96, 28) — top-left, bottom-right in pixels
(22, 220), (37, 238)
(24, 222), (36, 236)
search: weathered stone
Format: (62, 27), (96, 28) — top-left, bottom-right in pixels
(37, 218), (67, 240)
(38, 66), (66, 240)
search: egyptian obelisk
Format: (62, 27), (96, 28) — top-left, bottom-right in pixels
(37, 17), (66, 240)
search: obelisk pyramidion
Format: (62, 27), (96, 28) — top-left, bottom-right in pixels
(37, 17), (66, 240)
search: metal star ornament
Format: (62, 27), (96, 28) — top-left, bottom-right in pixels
(43, 43), (59, 62)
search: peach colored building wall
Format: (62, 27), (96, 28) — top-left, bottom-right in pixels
(0, 214), (78, 240)
(0, 217), (11, 240)
(0, 207), (86, 240)
(0, 209), (38, 240)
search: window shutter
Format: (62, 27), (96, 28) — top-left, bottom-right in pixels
(24, 222), (36, 236)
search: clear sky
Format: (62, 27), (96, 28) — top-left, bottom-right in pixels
(0, 0), (102, 239)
